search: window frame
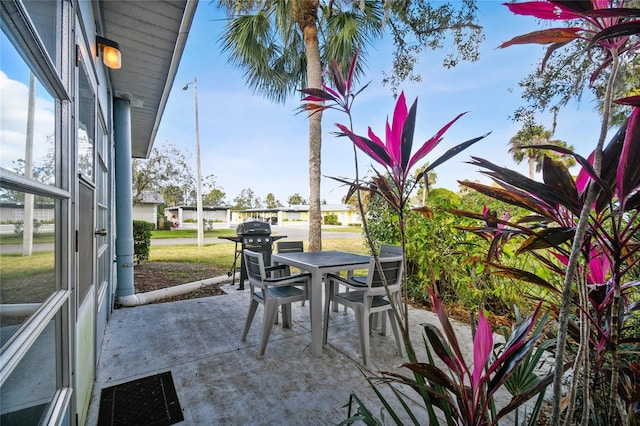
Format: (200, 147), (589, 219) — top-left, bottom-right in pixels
(0, 0), (73, 423)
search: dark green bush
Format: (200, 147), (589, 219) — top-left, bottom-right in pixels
(323, 213), (340, 225)
(365, 187), (528, 315)
(133, 220), (154, 263)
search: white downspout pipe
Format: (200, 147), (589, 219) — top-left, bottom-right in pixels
(132, 273), (237, 305)
(114, 98), (139, 307)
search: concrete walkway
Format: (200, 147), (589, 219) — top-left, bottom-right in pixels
(85, 282), (469, 425)
(85, 277), (541, 425)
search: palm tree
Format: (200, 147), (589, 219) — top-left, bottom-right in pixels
(217, 0), (384, 251)
(217, 1), (483, 250)
(508, 122), (576, 179)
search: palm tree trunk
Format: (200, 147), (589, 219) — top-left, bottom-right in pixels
(296, 0), (323, 251)
(528, 156), (535, 180)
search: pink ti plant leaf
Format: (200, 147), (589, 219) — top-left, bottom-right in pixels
(615, 95), (640, 107)
(299, 50), (369, 117)
(500, 1), (640, 80)
(503, 1), (583, 20)
(570, 106), (640, 212)
(471, 310), (493, 403)
(337, 91), (484, 205)
(429, 289), (469, 377)
(615, 105), (640, 206)
(551, 249), (611, 285)
(486, 301), (544, 394)
(336, 123), (391, 167)
(587, 252), (611, 284)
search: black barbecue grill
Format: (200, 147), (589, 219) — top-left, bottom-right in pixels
(218, 221), (286, 289)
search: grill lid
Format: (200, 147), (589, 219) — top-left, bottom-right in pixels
(236, 220), (271, 235)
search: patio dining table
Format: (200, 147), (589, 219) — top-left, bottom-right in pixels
(270, 250), (371, 357)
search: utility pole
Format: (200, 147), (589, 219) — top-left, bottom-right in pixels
(183, 78), (204, 247)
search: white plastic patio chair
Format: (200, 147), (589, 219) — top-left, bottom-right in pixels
(347, 244), (403, 322)
(241, 249), (311, 359)
(351, 244), (402, 286)
(275, 240), (306, 307)
(322, 255), (404, 367)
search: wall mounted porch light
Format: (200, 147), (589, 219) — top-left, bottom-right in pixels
(96, 36), (121, 69)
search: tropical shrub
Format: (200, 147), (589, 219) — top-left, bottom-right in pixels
(366, 184), (539, 315)
(309, 0), (640, 422)
(475, 1), (640, 422)
(452, 112), (640, 423)
(342, 292), (554, 425)
(133, 220), (154, 263)
(302, 50), (494, 424)
(13, 219), (44, 236)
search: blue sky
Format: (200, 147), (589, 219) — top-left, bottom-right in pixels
(0, 2), (605, 206)
(156, 1), (603, 206)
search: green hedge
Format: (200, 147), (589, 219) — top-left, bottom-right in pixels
(133, 220), (154, 263)
(323, 213), (340, 225)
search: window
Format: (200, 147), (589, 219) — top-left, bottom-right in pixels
(0, 1), (71, 424)
(96, 119), (110, 296)
(0, 320), (57, 424)
(78, 63), (95, 180)
(0, 32), (56, 186)
(22, 0), (60, 66)
(0, 193), (57, 341)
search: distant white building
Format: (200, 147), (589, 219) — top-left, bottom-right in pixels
(164, 205), (231, 229)
(232, 204), (361, 226)
(132, 191), (164, 228)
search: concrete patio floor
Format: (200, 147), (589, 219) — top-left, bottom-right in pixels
(84, 282), (491, 425)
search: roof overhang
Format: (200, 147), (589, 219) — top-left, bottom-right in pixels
(99, 0), (197, 158)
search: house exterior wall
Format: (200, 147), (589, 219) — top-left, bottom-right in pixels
(164, 206), (231, 229)
(1, 2), (195, 424)
(132, 204), (157, 227)
(0, 1), (195, 424)
(231, 205), (361, 226)
(283, 211), (305, 221)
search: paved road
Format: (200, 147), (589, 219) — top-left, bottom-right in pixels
(0, 242), (54, 254)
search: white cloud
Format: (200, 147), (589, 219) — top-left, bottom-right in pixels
(0, 71), (55, 171)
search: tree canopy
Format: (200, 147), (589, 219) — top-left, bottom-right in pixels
(131, 143), (193, 204)
(233, 187), (261, 209)
(287, 192), (307, 205)
(508, 122), (576, 179)
(264, 193), (283, 208)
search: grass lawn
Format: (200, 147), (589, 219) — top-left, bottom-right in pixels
(151, 229), (236, 239)
(0, 238), (368, 297)
(320, 226), (362, 232)
(0, 239), (367, 273)
(149, 237), (368, 268)
(0, 251), (55, 281)
(0, 252), (56, 304)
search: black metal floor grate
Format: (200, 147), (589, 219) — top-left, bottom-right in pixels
(98, 371), (183, 426)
